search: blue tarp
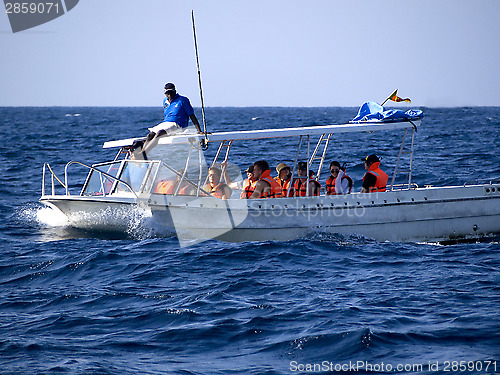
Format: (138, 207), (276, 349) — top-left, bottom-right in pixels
(351, 101), (423, 123)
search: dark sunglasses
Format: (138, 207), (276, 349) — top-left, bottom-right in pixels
(330, 169), (340, 173)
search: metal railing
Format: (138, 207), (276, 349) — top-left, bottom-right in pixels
(42, 161), (137, 198)
(390, 182), (419, 191)
(42, 163), (66, 196)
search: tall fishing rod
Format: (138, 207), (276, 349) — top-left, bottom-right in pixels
(191, 10), (209, 150)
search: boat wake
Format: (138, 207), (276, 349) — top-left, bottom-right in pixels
(35, 206), (70, 227)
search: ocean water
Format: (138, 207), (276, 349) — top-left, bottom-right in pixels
(0, 106), (499, 374)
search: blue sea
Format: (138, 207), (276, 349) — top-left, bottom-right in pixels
(0, 106), (499, 374)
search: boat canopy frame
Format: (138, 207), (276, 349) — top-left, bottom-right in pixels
(104, 119), (420, 197)
(104, 120), (420, 149)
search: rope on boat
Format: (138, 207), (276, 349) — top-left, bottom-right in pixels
(46, 163), (67, 188)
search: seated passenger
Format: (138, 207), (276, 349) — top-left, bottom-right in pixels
(222, 163), (257, 199)
(275, 163), (292, 197)
(248, 160), (282, 199)
(360, 154), (388, 193)
(291, 162), (321, 197)
(239, 165), (258, 199)
(326, 161), (353, 195)
(203, 166), (232, 199)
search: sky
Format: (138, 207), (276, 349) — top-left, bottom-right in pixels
(1, 0), (499, 107)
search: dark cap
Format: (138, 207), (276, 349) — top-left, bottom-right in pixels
(362, 154), (380, 164)
(297, 161), (308, 170)
(245, 165), (254, 173)
(164, 83), (176, 92)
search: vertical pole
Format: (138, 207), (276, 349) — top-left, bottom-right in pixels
(316, 134), (332, 182)
(191, 10), (209, 148)
(390, 128), (407, 191)
(175, 145), (193, 196)
(197, 147), (203, 197)
(42, 164), (46, 196)
(408, 128), (415, 189)
(51, 173), (55, 196)
(306, 135), (310, 196)
(289, 135), (303, 197)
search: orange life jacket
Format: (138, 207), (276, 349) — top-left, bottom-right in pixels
(258, 170), (282, 198)
(154, 179), (192, 195)
(292, 177), (321, 197)
(240, 179), (257, 199)
(274, 176), (291, 197)
(325, 174), (353, 195)
(154, 179), (176, 194)
(177, 183), (193, 195)
(364, 162), (388, 192)
(208, 183), (229, 199)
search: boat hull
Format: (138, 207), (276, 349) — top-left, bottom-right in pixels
(40, 183), (500, 243)
(150, 183), (500, 243)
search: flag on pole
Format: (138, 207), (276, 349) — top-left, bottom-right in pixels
(388, 89), (411, 103)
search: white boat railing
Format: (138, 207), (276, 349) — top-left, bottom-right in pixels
(102, 119), (421, 197)
(202, 126), (419, 197)
(42, 163), (66, 196)
(391, 182), (419, 191)
(390, 127), (416, 191)
(64, 161), (138, 198)
(41, 161), (138, 198)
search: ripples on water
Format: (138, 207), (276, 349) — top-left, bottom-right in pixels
(0, 107), (499, 374)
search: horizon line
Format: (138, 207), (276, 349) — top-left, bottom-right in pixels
(1, 105), (499, 109)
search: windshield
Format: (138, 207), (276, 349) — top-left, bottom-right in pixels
(115, 161), (150, 193)
(82, 162), (121, 196)
(82, 161), (151, 196)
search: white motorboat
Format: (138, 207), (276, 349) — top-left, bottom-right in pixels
(40, 113), (500, 245)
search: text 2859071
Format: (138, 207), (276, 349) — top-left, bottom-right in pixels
(5, 2), (61, 14)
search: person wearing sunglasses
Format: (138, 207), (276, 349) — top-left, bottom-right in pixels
(222, 163), (257, 199)
(325, 161), (353, 195)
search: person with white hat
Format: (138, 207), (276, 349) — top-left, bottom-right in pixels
(275, 162), (292, 198)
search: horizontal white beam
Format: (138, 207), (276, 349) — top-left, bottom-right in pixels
(103, 120), (420, 149)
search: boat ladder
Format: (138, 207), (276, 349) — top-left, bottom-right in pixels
(390, 127), (416, 191)
(308, 133), (332, 179)
(209, 140), (234, 184)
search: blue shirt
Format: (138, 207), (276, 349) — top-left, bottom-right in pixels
(163, 94), (194, 128)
